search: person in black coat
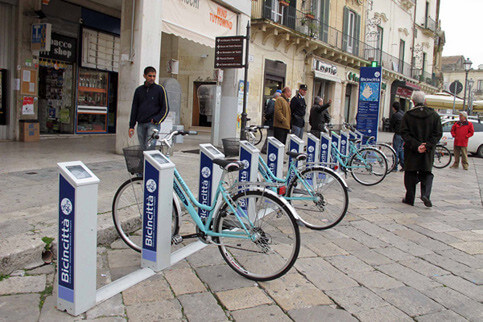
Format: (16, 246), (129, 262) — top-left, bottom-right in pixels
(309, 96), (332, 138)
(290, 84), (308, 139)
(261, 90), (281, 153)
(400, 91), (442, 207)
(390, 102), (405, 171)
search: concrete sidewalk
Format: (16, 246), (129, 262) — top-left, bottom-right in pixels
(0, 133), (482, 321)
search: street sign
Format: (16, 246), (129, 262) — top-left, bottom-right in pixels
(356, 67), (382, 143)
(214, 36), (244, 69)
(449, 80), (463, 95)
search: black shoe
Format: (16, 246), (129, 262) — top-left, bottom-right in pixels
(402, 198), (414, 206)
(421, 196), (432, 207)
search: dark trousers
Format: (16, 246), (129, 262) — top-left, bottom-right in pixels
(404, 170), (434, 204)
(273, 127), (289, 146)
(261, 128), (274, 154)
(393, 134), (404, 168)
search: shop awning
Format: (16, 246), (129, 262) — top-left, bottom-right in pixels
(425, 93), (464, 109)
(161, 0), (237, 48)
(314, 70), (341, 83)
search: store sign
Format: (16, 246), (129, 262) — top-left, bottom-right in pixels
(215, 36), (244, 68)
(347, 71), (359, 82)
(396, 87), (413, 98)
(31, 23), (52, 52)
(40, 33), (77, 63)
(313, 59), (337, 75)
(356, 67), (382, 142)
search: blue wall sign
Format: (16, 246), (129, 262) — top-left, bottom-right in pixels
(198, 152), (213, 219)
(307, 136), (317, 164)
(356, 67), (382, 142)
(267, 141), (279, 176)
(58, 175), (75, 303)
(340, 132), (349, 156)
(320, 135), (330, 165)
(142, 162), (159, 262)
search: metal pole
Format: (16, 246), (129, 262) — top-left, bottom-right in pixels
(452, 87), (456, 114)
(240, 22), (250, 140)
(462, 70), (469, 111)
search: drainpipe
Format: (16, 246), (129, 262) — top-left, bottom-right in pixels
(129, 0), (135, 62)
(410, 1), (417, 78)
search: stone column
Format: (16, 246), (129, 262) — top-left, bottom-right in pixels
(340, 81), (347, 123)
(116, 0), (163, 153)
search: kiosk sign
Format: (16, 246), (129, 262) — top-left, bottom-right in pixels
(58, 176), (75, 303)
(356, 67), (382, 142)
(320, 133), (331, 165)
(142, 162), (159, 261)
(198, 153), (213, 219)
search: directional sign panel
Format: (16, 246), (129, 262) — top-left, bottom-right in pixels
(215, 36), (244, 69)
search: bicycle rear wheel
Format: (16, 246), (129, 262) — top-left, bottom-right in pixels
(214, 189), (300, 281)
(286, 166), (349, 230)
(112, 177), (180, 252)
(374, 143), (396, 173)
(433, 145), (452, 169)
(349, 148), (387, 186)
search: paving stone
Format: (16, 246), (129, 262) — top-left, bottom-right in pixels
(375, 246), (416, 262)
(164, 267), (206, 295)
(259, 273), (332, 310)
(406, 224), (461, 244)
(304, 241), (350, 257)
(457, 269), (483, 285)
(215, 287), (272, 311)
(277, 244), (317, 258)
(354, 305), (412, 322)
(185, 245), (228, 268)
(414, 310), (467, 322)
(84, 317), (126, 322)
(420, 253), (472, 275)
(125, 299), (182, 321)
(0, 275), (46, 295)
(333, 226), (388, 249)
(107, 249), (141, 269)
(195, 264), (256, 292)
(0, 294), (40, 321)
(178, 292), (227, 322)
(326, 286), (388, 313)
(28, 264), (55, 275)
(398, 258), (450, 277)
(86, 294), (124, 320)
(231, 304), (291, 322)
(325, 255), (374, 274)
(295, 257), (358, 290)
(39, 295), (80, 322)
(376, 263), (440, 291)
(447, 230), (483, 241)
(288, 305), (357, 322)
(435, 248), (483, 268)
(450, 241), (483, 255)
(352, 249), (394, 266)
(433, 275), (483, 302)
(416, 222), (459, 233)
(121, 273), (173, 305)
(350, 271), (404, 289)
(375, 286), (444, 317)
(109, 266), (140, 282)
(419, 286), (483, 321)
(330, 238), (371, 252)
(449, 219), (483, 231)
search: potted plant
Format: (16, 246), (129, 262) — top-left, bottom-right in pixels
(279, 0), (290, 7)
(305, 12), (315, 20)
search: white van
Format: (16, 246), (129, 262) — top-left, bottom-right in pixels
(440, 118), (483, 157)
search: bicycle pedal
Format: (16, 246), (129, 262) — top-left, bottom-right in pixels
(171, 234), (183, 245)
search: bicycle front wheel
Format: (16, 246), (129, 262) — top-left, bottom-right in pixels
(112, 177), (180, 252)
(349, 148), (388, 186)
(286, 166), (349, 230)
(433, 145), (452, 169)
(214, 189), (300, 281)
(374, 143), (396, 173)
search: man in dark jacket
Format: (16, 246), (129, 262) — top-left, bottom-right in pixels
(390, 102), (405, 171)
(309, 96), (332, 138)
(290, 84), (307, 139)
(261, 90), (281, 153)
(129, 66), (169, 150)
(400, 91), (442, 207)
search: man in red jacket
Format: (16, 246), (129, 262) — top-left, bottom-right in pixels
(450, 111), (474, 170)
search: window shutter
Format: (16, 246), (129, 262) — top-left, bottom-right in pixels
(354, 12), (361, 56)
(321, 0), (330, 42)
(342, 7), (348, 51)
(263, 0), (273, 19)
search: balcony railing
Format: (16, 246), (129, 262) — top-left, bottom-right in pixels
(421, 16), (436, 33)
(411, 69), (438, 87)
(252, 0), (437, 87)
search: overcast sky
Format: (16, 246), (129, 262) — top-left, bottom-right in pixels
(440, 0), (482, 68)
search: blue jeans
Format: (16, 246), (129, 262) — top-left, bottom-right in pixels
(291, 125), (304, 140)
(137, 122), (160, 150)
(393, 133), (404, 169)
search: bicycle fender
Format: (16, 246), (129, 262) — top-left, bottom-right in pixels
(173, 192), (182, 218)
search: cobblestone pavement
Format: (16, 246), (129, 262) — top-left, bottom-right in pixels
(0, 135), (482, 321)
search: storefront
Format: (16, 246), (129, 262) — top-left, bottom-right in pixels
(390, 80), (420, 113)
(344, 70), (360, 123)
(311, 58), (341, 122)
(261, 59), (286, 119)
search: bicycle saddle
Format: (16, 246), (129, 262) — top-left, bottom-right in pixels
(213, 158), (245, 172)
(349, 138), (361, 143)
(286, 151), (307, 161)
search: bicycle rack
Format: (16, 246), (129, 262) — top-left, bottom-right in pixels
(340, 131), (349, 156)
(320, 132), (331, 166)
(198, 144), (224, 219)
(266, 136), (284, 178)
(306, 133), (320, 164)
(288, 134), (304, 182)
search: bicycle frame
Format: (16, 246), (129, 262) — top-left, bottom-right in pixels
(330, 141), (372, 171)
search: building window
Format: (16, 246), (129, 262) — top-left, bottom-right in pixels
(376, 26), (383, 62)
(422, 52), (427, 76)
(343, 7), (361, 55)
(270, 0), (284, 23)
(399, 39), (405, 74)
(477, 80), (483, 90)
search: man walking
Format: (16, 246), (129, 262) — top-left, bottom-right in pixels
(400, 91), (442, 207)
(390, 102), (405, 171)
(273, 87), (292, 145)
(309, 96), (332, 138)
(290, 84), (307, 139)
(261, 90), (281, 153)
(129, 66), (169, 150)
(450, 111), (474, 170)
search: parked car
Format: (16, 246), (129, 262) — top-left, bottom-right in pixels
(440, 118), (483, 157)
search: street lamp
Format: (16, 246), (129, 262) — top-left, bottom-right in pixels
(462, 57), (472, 111)
(467, 78), (475, 114)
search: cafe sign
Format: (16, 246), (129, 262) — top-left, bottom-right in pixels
(313, 59), (337, 75)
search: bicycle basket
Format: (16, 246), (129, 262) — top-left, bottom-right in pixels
(123, 145), (144, 175)
(222, 138), (240, 157)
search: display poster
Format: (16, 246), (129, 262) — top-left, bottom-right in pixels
(22, 96), (35, 115)
(356, 67), (382, 142)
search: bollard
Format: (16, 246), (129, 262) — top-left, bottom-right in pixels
(198, 144), (225, 219)
(57, 162), (99, 316)
(141, 151), (175, 272)
(266, 136), (284, 178)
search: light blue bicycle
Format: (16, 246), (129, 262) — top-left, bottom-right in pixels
(257, 151), (349, 230)
(113, 131), (301, 281)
